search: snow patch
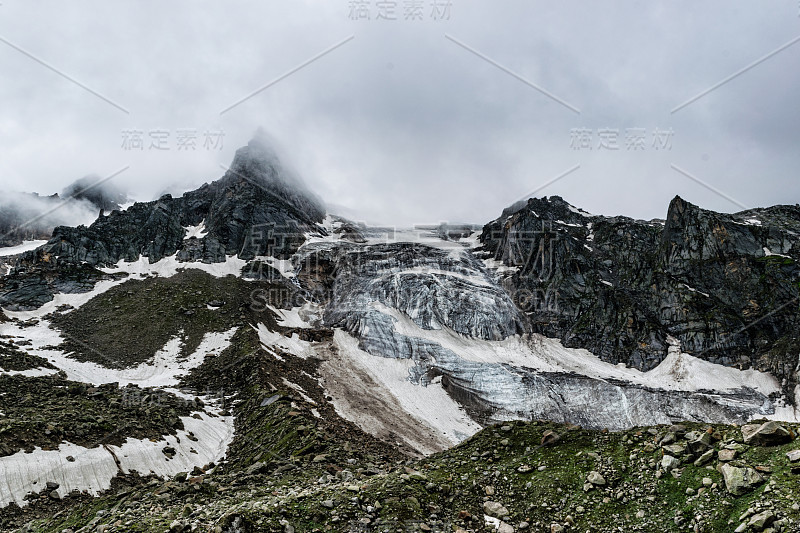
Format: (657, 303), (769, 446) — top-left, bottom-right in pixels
(255, 323), (315, 359)
(0, 409), (233, 508)
(567, 204), (593, 217)
(0, 321), (237, 387)
(322, 329), (482, 454)
(763, 247), (791, 259)
(267, 305), (313, 329)
(482, 258), (519, 275)
(0, 368), (58, 378)
(281, 378), (316, 404)
(0, 240), (48, 257)
(681, 283), (710, 298)
(101, 254), (247, 280)
(183, 220), (208, 240)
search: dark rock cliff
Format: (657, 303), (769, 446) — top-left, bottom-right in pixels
(0, 134), (326, 310)
(479, 195), (800, 398)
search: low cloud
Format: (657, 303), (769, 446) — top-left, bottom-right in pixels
(0, 179), (122, 246)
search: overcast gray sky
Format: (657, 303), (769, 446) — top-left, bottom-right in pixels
(0, 1), (798, 226)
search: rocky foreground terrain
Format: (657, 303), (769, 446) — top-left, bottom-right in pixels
(4, 415), (800, 533)
(0, 132), (798, 532)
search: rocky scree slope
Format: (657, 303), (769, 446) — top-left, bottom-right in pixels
(8, 418), (800, 533)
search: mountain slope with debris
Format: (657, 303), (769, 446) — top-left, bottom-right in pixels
(0, 133), (799, 532)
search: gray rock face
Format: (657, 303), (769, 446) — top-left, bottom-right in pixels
(45, 135), (324, 268)
(0, 134), (325, 310)
(1, 148), (797, 436)
(720, 463), (764, 495)
(479, 195), (800, 397)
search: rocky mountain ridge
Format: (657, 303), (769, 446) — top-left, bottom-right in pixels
(480, 195), (800, 399)
(1, 134), (799, 532)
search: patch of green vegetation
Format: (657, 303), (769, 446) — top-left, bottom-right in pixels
(50, 269), (286, 368)
(0, 374), (199, 456)
(756, 255), (795, 267)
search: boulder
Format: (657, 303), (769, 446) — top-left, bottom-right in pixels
(586, 471), (606, 485)
(741, 421), (794, 446)
(541, 430), (560, 446)
(685, 430), (712, 452)
(785, 449), (800, 463)
(661, 455), (681, 472)
(694, 449), (715, 466)
(662, 444), (686, 456)
(720, 464), (764, 495)
(483, 501), (510, 518)
(747, 510), (775, 530)
(718, 449), (736, 461)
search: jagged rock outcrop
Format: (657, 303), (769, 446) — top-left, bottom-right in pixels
(0, 133), (326, 310)
(479, 195), (800, 398)
(1, 140), (797, 431)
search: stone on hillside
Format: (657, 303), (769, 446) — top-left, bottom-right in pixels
(720, 464), (764, 495)
(408, 471), (427, 481)
(686, 430), (712, 452)
(694, 449), (714, 466)
(669, 424), (687, 436)
(785, 449), (800, 462)
(586, 471), (606, 485)
(541, 430), (560, 446)
(662, 444), (686, 456)
(661, 455), (680, 471)
(747, 510), (775, 531)
(246, 462), (269, 475)
(484, 501), (510, 518)
(741, 421), (794, 446)
(718, 449), (736, 461)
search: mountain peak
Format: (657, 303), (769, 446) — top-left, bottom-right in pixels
(224, 131), (325, 222)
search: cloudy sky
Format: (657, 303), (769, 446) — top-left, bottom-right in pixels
(0, 1), (798, 226)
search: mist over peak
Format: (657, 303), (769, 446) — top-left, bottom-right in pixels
(0, 175), (128, 248)
(61, 175), (129, 213)
(223, 129), (326, 222)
